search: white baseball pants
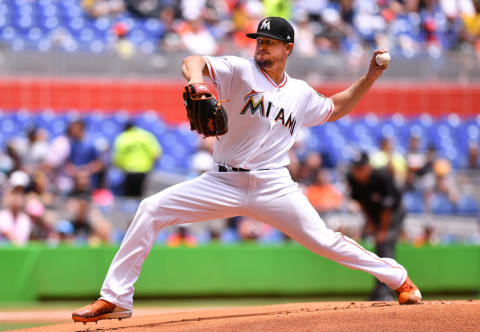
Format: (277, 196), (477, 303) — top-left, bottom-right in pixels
(100, 167), (407, 310)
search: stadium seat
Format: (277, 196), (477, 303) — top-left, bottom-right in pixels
(403, 191), (424, 214)
(457, 195), (480, 216)
(431, 194), (456, 215)
(106, 167), (125, 196)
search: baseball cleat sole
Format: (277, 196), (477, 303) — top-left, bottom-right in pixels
(72, 310), (132, 323)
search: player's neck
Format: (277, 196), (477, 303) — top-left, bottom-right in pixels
(261, 66), (285, 85)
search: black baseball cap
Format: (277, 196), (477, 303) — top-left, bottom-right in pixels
(351, 151), (370, 167)
(246, 17), (294, 43)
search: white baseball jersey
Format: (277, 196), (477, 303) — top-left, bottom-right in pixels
(204, 56), (334, 170)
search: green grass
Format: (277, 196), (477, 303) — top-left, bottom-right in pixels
(0, 322), (61, 331)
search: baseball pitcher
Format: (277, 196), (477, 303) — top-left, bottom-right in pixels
(72, 17), (421, 324)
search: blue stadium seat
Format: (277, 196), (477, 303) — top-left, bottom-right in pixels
(106, 167), (124, 195)
(158, 153), (176, 172)
(0, 116), (19, 139)
(221, 228), (240, 244)
(258, 229), (285, 244)
(135, 111), (166, 136)
(0, 0), (164, 53)
(431, 194), (456, 215)
(100, 117), (122, 142)
(457, 195), (479, 216)
(403, 191), (424, 213)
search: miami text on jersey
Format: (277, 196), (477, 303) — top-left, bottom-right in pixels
(240, 90), (297, 135)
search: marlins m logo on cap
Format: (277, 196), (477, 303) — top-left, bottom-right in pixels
(246, 17), (295, 43)
(260, 19), (271, 30)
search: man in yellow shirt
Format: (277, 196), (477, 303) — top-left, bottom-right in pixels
(113, 122), (162, 197)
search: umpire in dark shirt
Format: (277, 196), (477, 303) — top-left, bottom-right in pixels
(347, 152), (406, 301)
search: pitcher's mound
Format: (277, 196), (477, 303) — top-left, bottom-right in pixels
(23, 300), (480, 332)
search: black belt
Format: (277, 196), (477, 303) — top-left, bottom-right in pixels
(218, 165), (250, 172)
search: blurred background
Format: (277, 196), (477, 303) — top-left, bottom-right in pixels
(0, 0), (479, 329)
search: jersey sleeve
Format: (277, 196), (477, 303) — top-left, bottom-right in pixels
(302, 85), (334, 127)
(203, 56), (239, 98)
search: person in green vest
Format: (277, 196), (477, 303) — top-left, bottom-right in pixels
(113, 122), (162, 197)
(263, 0), (291, 19)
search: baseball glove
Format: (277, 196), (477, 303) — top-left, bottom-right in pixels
(183, 83), (228, 137)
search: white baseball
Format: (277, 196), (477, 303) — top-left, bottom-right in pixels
(375, 52), (391, 66)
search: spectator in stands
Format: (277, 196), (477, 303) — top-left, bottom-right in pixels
(235, 216), (286, 243)
(0, 171), (32, 246)
(305, 168), (344, 216)
(166, 225), (197, 247)
(69, 171), (93, 197)
(64, 195), (112, 245)
(26, 197), (58, 243)
(27, 170), (55, 206)
(0, 141), (23, 176)
(314, 7), (348, 53)
(22, 127), (49, 175)
(113, 121), (162, 197)
(124, 0), (168, 18)
(406, 134), (424, 168)
(418, 144), (437, 176)
(237, 216), (270, 242)
(463, 0), (480, 54)
(65, 120), (105, 190)
(371, 136), (407, 185)
(465, 141), (479, 169)
(295, 12), (317, 57)
(82, 0), (126, 18)
(112, 22), (135, 59)
(424, 159), (460, 212)
(296, 151), (323, 185)
(26, 170), (58, 236)
(405, 134), (426, 191)
(159, 5), (182, 51)
(405, 144), (440, 196)
(231, 0), (264, 56)
(46, 123), (73, 170)
(177, 17), (219, 55)
(413, 224), (440, 247)
(347, 152), (406, 301)
(264, 0), (291, 18)
(46, 122), (75, 193)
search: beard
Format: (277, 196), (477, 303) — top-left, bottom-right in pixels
(254, 57), (273, 69)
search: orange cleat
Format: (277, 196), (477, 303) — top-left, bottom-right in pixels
(72, 299), (132, 323)
(396, 276), (422, 305)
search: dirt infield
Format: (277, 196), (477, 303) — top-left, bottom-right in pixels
(17, 300), (480, 332)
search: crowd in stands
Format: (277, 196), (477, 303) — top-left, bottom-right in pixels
(1, 1), (480, 57)
(84, 0), (480, 58)
(0, 114), (478, 248)
(0, 118), (162, 246)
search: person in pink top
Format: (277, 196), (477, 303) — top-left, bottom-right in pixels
(0, 171), (32, 246)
